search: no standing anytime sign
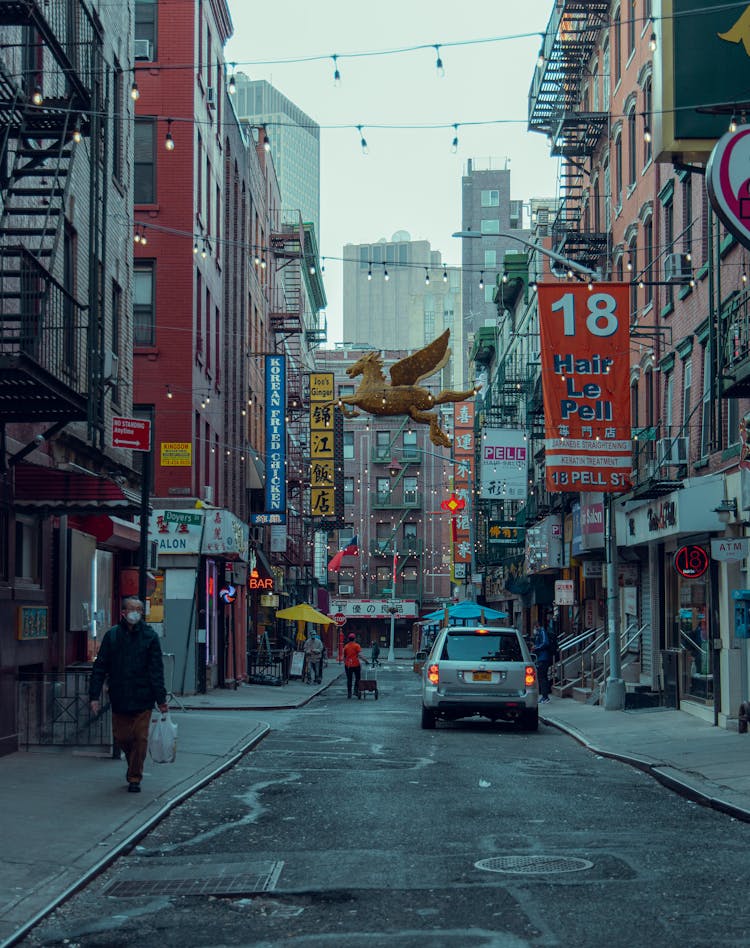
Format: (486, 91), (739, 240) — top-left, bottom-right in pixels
(111, 416), (151, 452)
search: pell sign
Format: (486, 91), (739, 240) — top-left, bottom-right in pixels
(537, 282), (632, 494)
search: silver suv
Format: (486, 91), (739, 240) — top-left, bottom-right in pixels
(420, 625), (538, 730)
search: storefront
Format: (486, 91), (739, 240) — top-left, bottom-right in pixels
(615, 475), (727, 722)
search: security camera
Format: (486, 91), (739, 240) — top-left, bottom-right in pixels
(33, 433), (45, 444)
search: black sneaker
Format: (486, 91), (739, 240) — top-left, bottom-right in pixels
(127, 783), (141, 793)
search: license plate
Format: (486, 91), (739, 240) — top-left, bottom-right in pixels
(473, 671), (492, 681)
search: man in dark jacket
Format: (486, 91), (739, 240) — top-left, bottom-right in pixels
(89, 597), (168, 793)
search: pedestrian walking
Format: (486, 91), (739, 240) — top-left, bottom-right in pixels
(303, 631), (325, 684)
(89, 597), (168, 793)
(343, 632), (368, 698)
(532, 617), (552, 704)
(370, 640), (381, 667)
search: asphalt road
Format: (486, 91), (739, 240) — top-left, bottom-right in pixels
(22, 665), (750, 947)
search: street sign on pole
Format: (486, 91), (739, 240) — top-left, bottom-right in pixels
(332, 612), (347, 627)
(112, 416), (151, 451)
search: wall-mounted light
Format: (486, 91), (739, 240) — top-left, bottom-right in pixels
(714, 498), (738, 523)
(165, 118), (175, 151)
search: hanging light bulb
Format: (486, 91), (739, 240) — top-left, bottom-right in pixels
(332, 54), (341, 86)
(367, 264), (372, 280)
(434, 44), (444, 77)
(165, 118), (175, 151)
(643, 115), (652, 143)
(201, 241), (208, 259)
(729, 114), (738, 133)
(260, 256), (266, 269)
(72, 122), (82, 144)
(649, 31), (657, 52)
(479, 271), (484, 290)
(424, 268), (430, 285)
(442, 267), (448, 282)
(130, 77), (140, 100)
(384, 267), (389, 281)
(263, 133), (270, 152)
(139, 227), (147, 246)
(451, 123), (459, 153)
(133, 228), (141, 244)
(743, 272), (748, 284)
(228, 65), (236, 95)
(357, 125), (368, 155)
(193, 239), (199, 255)
(166, 385), (173, 399)
(31, 83), (43, 106)
(254, 251), (260, 266)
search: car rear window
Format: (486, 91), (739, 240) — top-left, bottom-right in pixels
(441, 632), (522, 663)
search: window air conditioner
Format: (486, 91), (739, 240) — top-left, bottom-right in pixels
(338, 584), (354, 595)
(206, 86), (216, 107)
(134, 39), (152, 61)
(656, 436), (689, 466)
(102, 350), (119, 382)
(664, 252), (692, 284)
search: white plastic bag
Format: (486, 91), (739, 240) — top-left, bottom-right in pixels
(148, 710), (178, 763)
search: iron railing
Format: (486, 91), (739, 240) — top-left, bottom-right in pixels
(16, 668), (112, 750)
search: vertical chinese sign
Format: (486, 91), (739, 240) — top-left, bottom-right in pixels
(537, 283), (632, 493)
(453, 401), (475, 582)
(309, 373), (335, 519)
(265, 355), (286, 518)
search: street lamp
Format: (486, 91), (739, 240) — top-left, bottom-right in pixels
(451, 228), (602, 280)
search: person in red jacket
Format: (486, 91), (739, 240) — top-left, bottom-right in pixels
(342, 632), (368, 699)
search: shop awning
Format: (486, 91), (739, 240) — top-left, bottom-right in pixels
(83, 514), (141, 550)
(13, 463), (142, 514)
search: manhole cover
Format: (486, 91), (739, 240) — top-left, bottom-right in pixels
(103, 860), (283, 897)
(475, 855), (594, 875)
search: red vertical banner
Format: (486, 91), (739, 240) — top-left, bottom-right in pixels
(537, 282), (632, 494)
(453, 402), (475, 580)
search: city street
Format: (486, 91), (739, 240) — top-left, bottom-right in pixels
(22, 665), (750, 947)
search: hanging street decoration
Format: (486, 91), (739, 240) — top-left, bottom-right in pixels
(440, 492), (465, 513)
(537, 282), (632, 494)
(337, 329), (479, 447)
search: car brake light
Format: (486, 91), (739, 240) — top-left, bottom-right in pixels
(525, 665), (536, 686)
(427, 663), (439, 684)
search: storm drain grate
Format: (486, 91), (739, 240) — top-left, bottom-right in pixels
(475, 855), (594, 875)
(103, 860), (283, 898)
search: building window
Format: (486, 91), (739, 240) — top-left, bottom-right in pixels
(602, 38), (610, 105)
(135, 0), (157, 57)
(15, 515), (41, 583)
(700, 345), (711, 457)
(627, 0), (636, 55)
(628, 235), (638, 317)
(663, 196), (674, 307)
(343, 476), (354, 506)
(664, 370), (674, 437)
(682, 358), (692, 434)
(403, 522), (418, 551)
(484, 284), (495, 302)
(627, 105), (637, 187)
(134, 262), (155, 346)
(484, 249), (497, 267)
(403, 429), (417, 458)
(339, 384), (354, 397)
(376, 476), (390, 505)
(398, 243), (408, 265)
(481, 189), (499, 207)
(403, 476), (418, 506)
(375, 430), (391, 460)
(644, 215), (654, 306)
(343, 431), (354, 459)
(134, 118), (156, 204)
(359, 245), (369, 270)
(480, 219), (500, 235)
(613, 8), (621, 84)
(111, 280), (122, 404)
(614, 133), (622, 208)
(727, 389), (739, 448)
(603, 157), (611, 231)
(112, 63), (124, 181)
(643, 77), (653, 166)
(682, 175), (693, 261)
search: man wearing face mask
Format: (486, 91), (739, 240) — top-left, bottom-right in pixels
(89, 596), (168, 793)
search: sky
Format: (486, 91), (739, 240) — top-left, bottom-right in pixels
(225, 0), (559, 344)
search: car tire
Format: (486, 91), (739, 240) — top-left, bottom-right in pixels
(421, 706), (436, 729)
(520, 708), (539, 732)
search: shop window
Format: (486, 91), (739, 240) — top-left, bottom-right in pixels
(15, 515), (41, 584)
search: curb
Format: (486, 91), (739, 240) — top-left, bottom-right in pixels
(541, 714), (750, 824)
(0, 724), (271, 948)
(178, 672), (345, 712)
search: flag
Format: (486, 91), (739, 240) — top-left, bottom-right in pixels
(328, 534), (359, 573)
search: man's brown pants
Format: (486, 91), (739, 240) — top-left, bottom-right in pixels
(112, 709), (151, 786)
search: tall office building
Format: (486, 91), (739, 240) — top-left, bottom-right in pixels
(459, 160), (532, 339)
(342, 232), (464, 388)
(233, 75), (320, 238)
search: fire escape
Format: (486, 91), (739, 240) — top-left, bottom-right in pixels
(528, 0), (610, 273)
(269, 218), (329, 590)
(0, 0), (103, 434)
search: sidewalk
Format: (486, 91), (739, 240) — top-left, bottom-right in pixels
(0, 662), (344, 948)
(3, 666), (750, 946)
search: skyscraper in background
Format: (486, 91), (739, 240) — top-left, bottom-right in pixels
(342, 231), (464, 389)
(232, 75), (320, 238)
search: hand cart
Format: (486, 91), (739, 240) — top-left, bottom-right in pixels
(357, 665), (378, 700)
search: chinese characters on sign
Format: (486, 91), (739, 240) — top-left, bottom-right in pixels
(265, 356), (286, 517)
(480, 428), (528, 501)
(309, 372), (336, 518)
(537, 283), (632, 493)
(328, 598), (418, 619)
(17, 606), (48, 640)
(453, 402), (474, 575)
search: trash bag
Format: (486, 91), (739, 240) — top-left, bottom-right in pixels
(148, 709), (178, 763)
